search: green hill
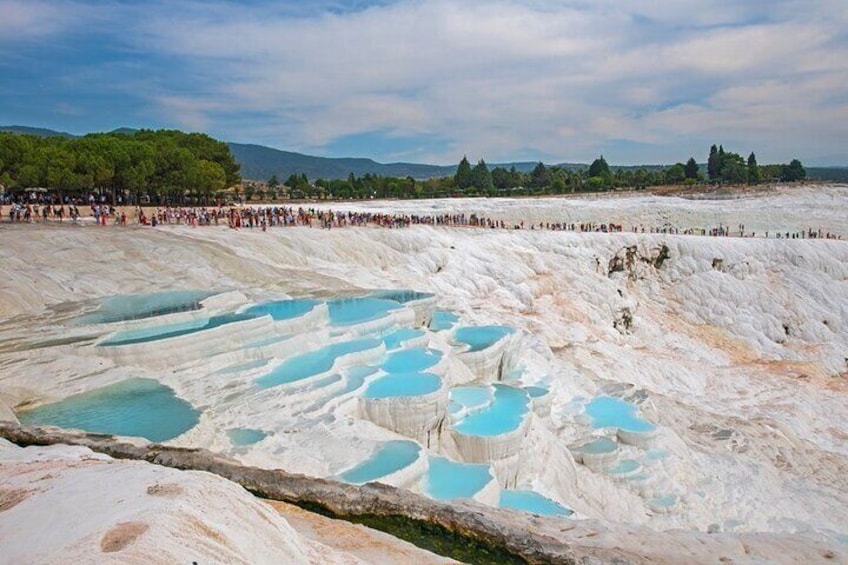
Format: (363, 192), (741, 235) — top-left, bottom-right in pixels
(0, 125), (76, 138)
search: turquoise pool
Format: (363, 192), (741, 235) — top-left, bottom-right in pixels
(452, 384), (528, 436)
(424, 457), (493, 501)
(450, 386), (493, 411)
(585, 396), (656, 433)
(18, 378), (199, 442)
(454, 325), (514, 352)
(525, 386), (549, 398)
(381, 328), (425, 350)
(429, 311), (459, 331)
(607, 459), (640, 475)
(243, 298), (319, 320)
(338, 440), (420, 484)
(363, 372), (442, 399)
(380, 348), (442, 374)
(256, 338), (381, 388)
(98, 312), (258, 347)
(227, 428), (268, 446)
(499, 490), (573, 517)
(76, 290), (216, 324)
(370, 290), (435, 303)
(581, 437), (618, 454)
(327, 297), (402, 326)
(648, 495), (678, 508)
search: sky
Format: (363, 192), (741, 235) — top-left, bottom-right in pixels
(1, 0), (847, 166)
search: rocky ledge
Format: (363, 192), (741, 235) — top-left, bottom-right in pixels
(0, 423), (842, 565)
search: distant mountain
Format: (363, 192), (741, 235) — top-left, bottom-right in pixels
(0, 125), (76, 138)
(228, 146), (590, 181)
(806, 167), (848, 182)
(227, 142), (456, 181)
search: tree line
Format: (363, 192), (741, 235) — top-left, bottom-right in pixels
(0, 128), (808, 203)
(0, 130), (240, 205)
(257, 148), (807, 200)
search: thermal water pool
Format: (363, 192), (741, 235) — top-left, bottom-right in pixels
(338, 440), (421, 484)
(381, 328), (425, 350)
(380, 348), (442, 373)
(363, 372), (442, 399)
(606, 459), (641, 477)
(227, 428), (268, 446)
(327, 297), (402, 326)
(454, 325), (514, 352)
(76, 290), (217, 324)
(98, 312), (258, 347)
(18, 378), (199, 442)
(255, 338), (382, 388)
(499, 490), (573, 517)
(451, 385), (528, 436)
(423, 457), (493, 501)
(525, 386), (549, 399)
(242, 298), (319, 320)
(585, 396), (656, 433)
(370, 290), (435, 303)
(450, 386), (494, 413)
(429, 311), (459, 331)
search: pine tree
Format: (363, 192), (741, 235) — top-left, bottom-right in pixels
(707, 145), (720, 180)
(684, 157), (699, 180)
(588, 155), (610, 178)
(530, 162), (550, 188)
(455, 156), (472, 190)
(471, 159), (493, 192)
(747, 152), (760, 185)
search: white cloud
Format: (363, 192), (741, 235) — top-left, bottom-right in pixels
(0, 0), (95, 42)
(9, 0), (848, 164)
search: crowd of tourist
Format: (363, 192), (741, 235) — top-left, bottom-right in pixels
(0, 201), (843, 240)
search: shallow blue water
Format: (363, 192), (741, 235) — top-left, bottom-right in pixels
(648, 495), (678, 508)
(338, 440), (420, 484)
(364, 372), (441, 399)
(499, 490), (573, 516)
(227, 428), (268, 446)
(243, 298), (319, 321)
(380, 348), (442, 374)
(424, 457), (493, 500)
(370, 290), (435, 303)
(448, 400), (464, 416)
(18, 378), (199, 442)
(450, 386), (493, 410)
(327, 297), (402, 326)
(304, 373), (343, 391)
(525, 386), (549, 398)
(607, 459), (640, 474)
(381, 328), (425, 350)
(454, 325), (515, 352)
(581, 437), (618, 454)
(99, 312), (258, 347)
(76, 290), (216, 324)
(429, 311), (459, 331)
(452, 384), (528, 436)
(256, 338), (381, 388)
(585, 396), (657, 432)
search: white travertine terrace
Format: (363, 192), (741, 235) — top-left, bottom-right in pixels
(96, 315), (276, 369)
(453, 332), (520, 381)
(359, 383), (449, 448)
(2, 185), (848, 562)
